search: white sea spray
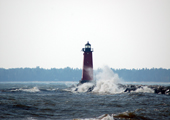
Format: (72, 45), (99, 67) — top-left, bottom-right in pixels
(134, 86), (154, 93)
(92, 66), (125, 94)
(11, 87), (40, 92)
(72, 66), (125, 94)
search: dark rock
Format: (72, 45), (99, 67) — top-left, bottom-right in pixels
(87, 85), (95, 92)
(148, 85), (170, 95)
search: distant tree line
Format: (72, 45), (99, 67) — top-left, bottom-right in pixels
(0, 67), (82, 82)
(112, 68), (170, 82)
(0, 67), (169, 82)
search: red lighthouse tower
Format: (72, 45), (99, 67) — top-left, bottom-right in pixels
(80, 41), (93, 84)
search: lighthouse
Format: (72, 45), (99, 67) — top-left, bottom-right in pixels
(80, 41), (93, 84)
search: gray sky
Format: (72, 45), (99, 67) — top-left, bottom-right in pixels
(0, 0), (170, 69)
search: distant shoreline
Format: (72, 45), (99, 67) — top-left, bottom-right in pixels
(0, 81), (170, 86)
(0, 67), (170, 82)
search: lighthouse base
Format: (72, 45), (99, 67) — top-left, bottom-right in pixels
(75, 80), (95, 92)
(79, 80), (93, 84)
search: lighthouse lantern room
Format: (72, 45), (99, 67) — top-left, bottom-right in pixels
(80, 41), (93, 84)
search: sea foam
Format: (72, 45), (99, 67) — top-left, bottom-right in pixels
(71, 66), (157, 94)
(21, 87), (40, 92)
(72, 66), (125, 94)
(73, 114), (114, 120)
(92, 66), (124, 94)
(133, 86), (154, 93)
(11, 87), (40, 92)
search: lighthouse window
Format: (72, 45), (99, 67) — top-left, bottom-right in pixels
(85, 45), (91, 48)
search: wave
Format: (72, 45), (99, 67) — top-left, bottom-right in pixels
(69, 66), (169, 95)
(70, 82), (155, 95)
(73, 114), (114, 120)
(73, 111), (151, 120)
(132, 86), (154, 93)
(10, 87), (40, 92)
(92, 80), (125, 94)
(69, 66), (125, 94)
(0, 86), (66, 93)
(74, 108), (155, 120)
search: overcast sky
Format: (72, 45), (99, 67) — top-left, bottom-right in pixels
(0, 0), (170, 69)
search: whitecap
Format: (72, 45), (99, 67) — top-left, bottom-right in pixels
(133, 86), (154, 93)
(26, 117), (38, 120)
(92, 80), (125, 94)
(70, 66), (125, 94)
(75, 82), (94, 93)
(73, 114), (114, 120)
(20, 87), (40, 92)
(92, 66), (125, 94)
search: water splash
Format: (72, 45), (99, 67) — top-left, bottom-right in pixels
(10, 87), (40, 92)
(73, 114), (114, 120)
(133, 86), (154, 93)
(21, 87), (40, 92)
(67, 82), (94, 93)
(92, 66), (124, 94)
(71, 66), (124, 94)
(70, 66), (157, 94)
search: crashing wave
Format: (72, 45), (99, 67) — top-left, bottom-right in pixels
(73, 114), (114, 120)
(70, 66), (170, 95)
(10, 87), (40, 92)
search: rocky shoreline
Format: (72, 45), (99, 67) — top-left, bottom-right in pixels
(120, 84), (170, 95)
(80, 83), (170, 95)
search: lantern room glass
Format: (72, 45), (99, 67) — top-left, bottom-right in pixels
(85, 45), (91, 48)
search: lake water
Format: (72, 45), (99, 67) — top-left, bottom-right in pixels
(0, 81), (170, 120)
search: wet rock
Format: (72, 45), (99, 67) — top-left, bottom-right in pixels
(86, 85), (95, 92)
(124, 85), (139, 93)
(122, 84), (170, 95)
(148, 85), (170, 95)
(165, 89), (170, 95)
(74, 82), (170, 95)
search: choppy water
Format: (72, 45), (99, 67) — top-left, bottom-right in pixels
(0, 82), (170, 120)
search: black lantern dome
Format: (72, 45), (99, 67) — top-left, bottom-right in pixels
(82, 41), (93, 52)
